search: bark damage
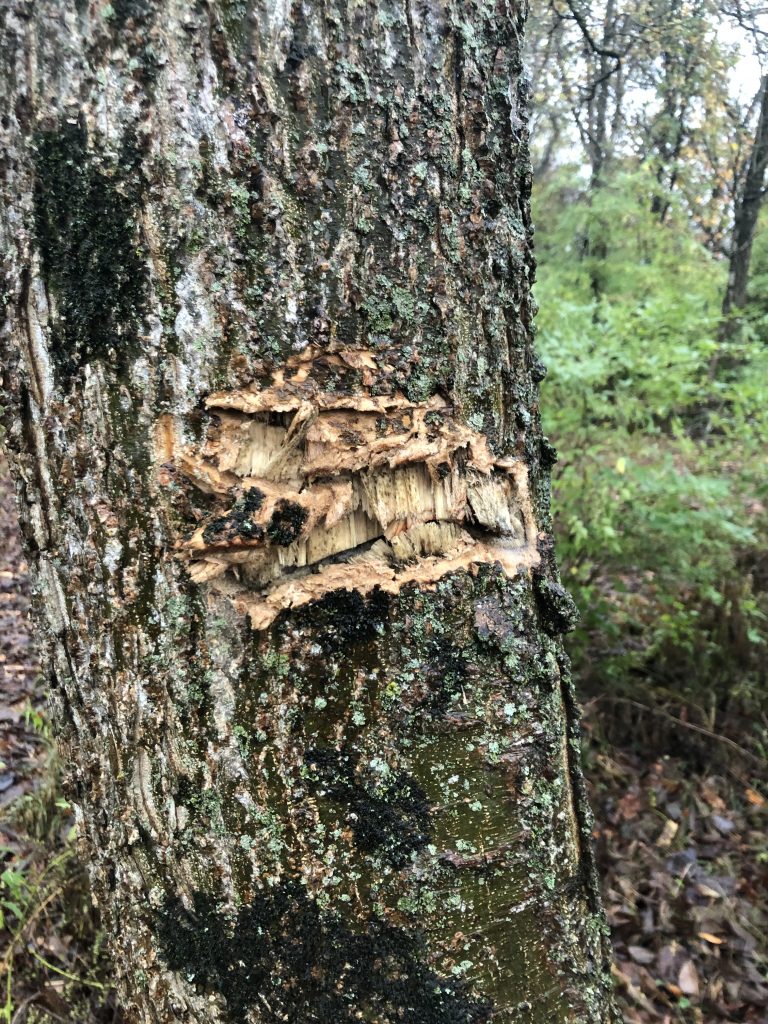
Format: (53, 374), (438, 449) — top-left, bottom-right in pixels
(165, 346), (539, 629)
(0, 0), (619, 1021)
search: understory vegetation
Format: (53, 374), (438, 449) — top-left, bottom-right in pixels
(525, 0), (768, 775)
(526, 10), (768, 996)
(535, 167), (768, 765)
(532, 148), (768, 1018)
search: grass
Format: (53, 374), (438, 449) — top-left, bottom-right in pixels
(0, 708), (118, 1024)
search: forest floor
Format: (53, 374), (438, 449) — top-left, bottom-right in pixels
(0, 462), (765, 1024)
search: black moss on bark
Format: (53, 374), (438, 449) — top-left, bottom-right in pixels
(266, 499), (308, 545)
(533, 572), (580, 636)
(281, 588), (390, 655)
(202, 488), (266, 544)
(304, 746), (431, 868)
(111, 0), (152, 28)
(158, 883), (492, 1024)
(32, 119), (148, 384)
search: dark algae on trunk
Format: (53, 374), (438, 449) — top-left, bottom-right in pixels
(32, 120), (149, 383)
(158, 883), (493, 1024)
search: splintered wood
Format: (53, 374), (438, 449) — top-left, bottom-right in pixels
(165, 349), (540, 629)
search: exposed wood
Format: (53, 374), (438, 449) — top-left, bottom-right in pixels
(0, 1), (619, 1021)
(170, 353), (538, 628)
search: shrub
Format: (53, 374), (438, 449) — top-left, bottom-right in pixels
(534, 165), (768, 758)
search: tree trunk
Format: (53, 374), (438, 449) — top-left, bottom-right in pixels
(0, 1), (617, 1022)
(722, 74), (768, 327)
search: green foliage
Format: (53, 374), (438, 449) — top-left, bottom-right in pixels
(534, 165), (768, 749)
(0, 708), (114, 1022)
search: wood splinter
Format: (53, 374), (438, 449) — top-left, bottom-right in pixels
(160, 350), (541, 628)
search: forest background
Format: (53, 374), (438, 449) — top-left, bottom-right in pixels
(0, 1), (766, 1022)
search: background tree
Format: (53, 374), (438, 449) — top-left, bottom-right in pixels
(526, 0), (768, 762)
(0, 1), (618, 1022)
(527, 0), (766, 302)
(722, 73), (768, 328)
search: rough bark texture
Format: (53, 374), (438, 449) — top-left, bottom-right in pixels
(0, 1), (618, 1021)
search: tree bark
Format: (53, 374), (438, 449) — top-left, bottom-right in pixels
(722, 73), (768, 326)
(0, 1), (617, 1022)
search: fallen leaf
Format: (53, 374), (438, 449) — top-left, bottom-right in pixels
(698, 932), (724, 945)
(696, 882), (723, 899)
(657, 818), (678, 849)
(701, 781), (725, 811)
(618, 790), (641, 821)
(678, 959), (700, 997)
(628, 945), (656, 964)
(712, 814), (735, 834)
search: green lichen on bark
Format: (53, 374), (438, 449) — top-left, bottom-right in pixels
(160, 568), (615, 1023)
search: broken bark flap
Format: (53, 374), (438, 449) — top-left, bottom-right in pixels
(161, 350), (541, 629)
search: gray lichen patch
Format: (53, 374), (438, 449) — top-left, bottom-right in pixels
(161, 348), (541, 628)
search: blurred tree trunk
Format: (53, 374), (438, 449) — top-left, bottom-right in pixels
(648, 0), (691, 224)
(560, 0), (624, 306)
(0, 1), (617, 1022)
(722, 73), (768, 332)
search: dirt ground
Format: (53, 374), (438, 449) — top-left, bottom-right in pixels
(0, 461), (765, 1023)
